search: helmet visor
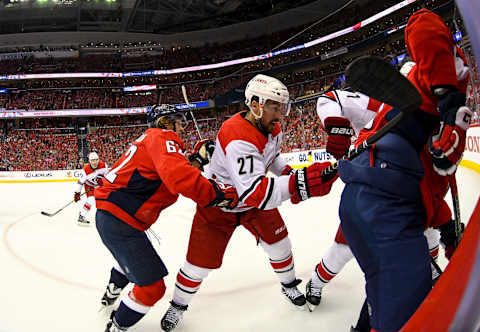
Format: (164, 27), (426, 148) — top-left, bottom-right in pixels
(263, 100), (292, 116)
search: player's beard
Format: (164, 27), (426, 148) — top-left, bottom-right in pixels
(260, 118), (278, 135)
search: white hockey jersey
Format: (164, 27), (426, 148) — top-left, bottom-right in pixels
(205, 111), (291, 213)
(75, 161), (109, 192)
(316, 90), (384, 135)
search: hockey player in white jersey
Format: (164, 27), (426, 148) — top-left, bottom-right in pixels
(73, 152), (108, 226)
(160, 74), (338, 331)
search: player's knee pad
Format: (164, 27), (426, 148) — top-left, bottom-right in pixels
(183, 261), (212, 280)
(259, 237), (292, 260)
(131, 279), (166, 307)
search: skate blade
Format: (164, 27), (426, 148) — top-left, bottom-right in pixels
(282, 296), (307, 311)
(77, 222), (91, 227)
(306, 302), (318, 312)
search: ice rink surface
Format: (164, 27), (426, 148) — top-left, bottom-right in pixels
(0, 166), (479, 332)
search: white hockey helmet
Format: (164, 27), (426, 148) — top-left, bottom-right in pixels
(245, 74), (291, 118)
(88, 152), (99, 162)
(399, 61), (415, 77)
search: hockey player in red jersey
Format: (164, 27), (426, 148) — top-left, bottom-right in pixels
(160, 74), (338, 331)
(94, 104), (238, 332)
(337, 9), (472, 332)
(73, 151), (108, 226)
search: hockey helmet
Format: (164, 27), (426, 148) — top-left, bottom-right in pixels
(147, 104), (187, 129)
(88, 151), (99, 162)
(245, 74), (291, 118)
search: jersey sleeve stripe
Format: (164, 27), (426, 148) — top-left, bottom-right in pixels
(239, 175), (264, 201)
(259, 178), (275, 210)
(333, 90), (343, 113)
(244, 178), (270, 208)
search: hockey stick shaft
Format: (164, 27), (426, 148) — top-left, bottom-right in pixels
(41, 189), (90, 217)
(431, 256), (443, 277)
(181, 85), (203, 140)
(449, 174), (462, 248)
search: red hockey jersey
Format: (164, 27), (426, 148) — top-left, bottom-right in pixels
(95, 128), (217, 231)
(356, 9), (468, 147)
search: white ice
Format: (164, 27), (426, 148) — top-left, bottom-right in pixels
(0, 166), (479, 332)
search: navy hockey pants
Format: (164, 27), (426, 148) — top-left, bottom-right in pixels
(338, 133), (432, 331)
(96, 209), (168, 286)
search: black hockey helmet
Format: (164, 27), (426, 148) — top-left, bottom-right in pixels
(147, 104), (187, 129)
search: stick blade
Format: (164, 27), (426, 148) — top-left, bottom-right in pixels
(345, 56), (422, 114)
(41, 211), (55, 217)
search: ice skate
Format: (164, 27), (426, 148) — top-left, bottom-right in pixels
(100, 282), (123, 309)
(77, 214), (90, 226)
(161, 301), (188, 331)
(281, 279), (307, 309)
(105, 311), (128, 332)
(305, 279), (322, 311)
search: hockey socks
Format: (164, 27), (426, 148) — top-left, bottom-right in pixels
(270, 252), (296, 284)
(110, 267), (129, 289)
(173, 268), (203, 306)
(114, 295), (150, 328)
(312, 242), (354, 288)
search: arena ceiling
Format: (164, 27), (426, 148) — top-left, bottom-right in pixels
(0, 0), (322, 34)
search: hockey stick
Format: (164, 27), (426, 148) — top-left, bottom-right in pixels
(431, 256), (443, 277)
(41, 189), (90, 217)
(449, 174), (462, 248)
(322, 56), (422, 175)
(181, 85), (203, 139)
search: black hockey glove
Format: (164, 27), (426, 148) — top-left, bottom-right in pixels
(438, 219), (464, 260)
(205, 179), (238, 209)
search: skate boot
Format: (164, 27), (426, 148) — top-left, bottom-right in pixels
(77, 214), (90, 226)
(305, 279), (322, 311)
(105, 311), (128, 332)
(100, 282), (123, 308)
(161, 301), (188, 331)
(281, 279), (306, 309)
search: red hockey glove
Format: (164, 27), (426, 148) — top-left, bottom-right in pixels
(188, 139), (215, 170)
(74, 192), (81, 202)
(281, 165), (295, 176)
(324, 117), (354, 160)
(205, 180), (239, 209)
(429, 90), (472, 176)
(288, 162), (338, 204)
(438, 219), (464, 260)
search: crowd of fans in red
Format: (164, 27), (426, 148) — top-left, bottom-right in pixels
(0, 101), (328, 171)
(0, 0), (451, 113)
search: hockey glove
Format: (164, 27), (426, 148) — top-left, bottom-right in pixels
(74, 192), (81, 202)
(288, 162), (338, 204)
(324, 117), (354, 160)
(438, 219), (465, 260)
(189, 139), (215, 170)
(281, 165), (295, 176)
(205, 179), (238, 209)
(429, 89), (472, 176)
